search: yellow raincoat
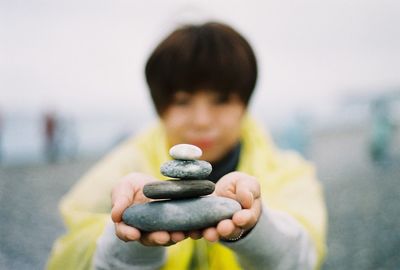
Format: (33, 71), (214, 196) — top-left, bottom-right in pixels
(47, 115), (326, 269)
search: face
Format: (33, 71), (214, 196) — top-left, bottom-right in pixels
(162, 90), (246, 163)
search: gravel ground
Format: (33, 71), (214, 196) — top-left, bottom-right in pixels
(0, 127), (399, 270)
(312, 127), (400, 270)
(0, 159), (95, 270)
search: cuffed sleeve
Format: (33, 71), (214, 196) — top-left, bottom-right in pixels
(221, 206), (317, 270)
(93, 220), (166, 270)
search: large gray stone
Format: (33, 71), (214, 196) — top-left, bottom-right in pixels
(143, 180), (215, 199)
(160, 160), (212, 179)
(122, 196), (241, 231)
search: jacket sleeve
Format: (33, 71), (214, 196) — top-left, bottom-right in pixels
(222, 207), (317, 270)
(93, 220), (166, 270)
(224, 150), (327, 270)
(46, 141), (145, 270)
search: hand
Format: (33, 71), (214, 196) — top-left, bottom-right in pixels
(201, 172), (262, 242)
(111, 173), (188, 246)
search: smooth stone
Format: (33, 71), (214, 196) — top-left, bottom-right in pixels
(160, 160), (212, 179)
(143, 180), (215, 199)
(169, 144), (202, 160)
(122, 196), (241, 231)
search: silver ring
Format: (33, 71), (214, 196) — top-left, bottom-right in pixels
(225, 228), (245, 242)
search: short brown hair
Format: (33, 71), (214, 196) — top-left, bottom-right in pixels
(145, 22), (258, 115)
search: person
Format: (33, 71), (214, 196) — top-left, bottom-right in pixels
(47, 22), (327, 270)
(43, 111), (58, 162)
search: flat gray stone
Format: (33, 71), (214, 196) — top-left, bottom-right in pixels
(122, 196), (241, 231)
(169, 144), (202, 160)
(143, 180), (215, 199)
(160, 160), (212, 179)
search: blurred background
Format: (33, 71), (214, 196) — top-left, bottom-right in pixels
(0, 0), (399, 269)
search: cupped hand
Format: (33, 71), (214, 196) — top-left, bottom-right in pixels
(111, 173), (187, 246)
(201, 172), (262, 242)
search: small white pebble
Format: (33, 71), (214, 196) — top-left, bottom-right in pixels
(169, 144), (202, 160)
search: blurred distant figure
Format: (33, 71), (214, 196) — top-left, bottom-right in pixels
(369, 98), (394, 164)
(43, 111), (59, 162)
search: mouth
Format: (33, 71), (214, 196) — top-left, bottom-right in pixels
(189, 139), (215, 150)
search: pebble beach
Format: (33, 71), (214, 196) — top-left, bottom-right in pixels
(1, 126), (399, 269)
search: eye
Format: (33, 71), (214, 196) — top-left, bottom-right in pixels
(213, 94), (231, 104)
(172, 91), (192, 106)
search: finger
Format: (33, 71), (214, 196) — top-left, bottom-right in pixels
(111, 197), (132, 223)
(232, 199), (262, 230)
(213, 172), (238, 198)
(170, 231), (186, 243)
(141, 231), (171, 246)
(235, 177), (260, 208)
(236, 189), (253, 209)
(115, 222), (141, 242)
(214, 172), (261, 204)
(111, 174), (156, 222)
(111, 179), (136, 222)
(223, 227), (243, 240)
(216, 219), (236, 238)
(202, 227), (219, 242)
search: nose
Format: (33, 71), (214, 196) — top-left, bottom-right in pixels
(191, 101), (213, 129)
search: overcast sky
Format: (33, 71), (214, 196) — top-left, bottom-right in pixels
(1, 0), (400, 123)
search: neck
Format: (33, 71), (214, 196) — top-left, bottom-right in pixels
(208, 142), (241, 182)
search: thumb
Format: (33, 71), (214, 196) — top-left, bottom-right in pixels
(111, 177), (136, 222)
(111, 195), (132, 222)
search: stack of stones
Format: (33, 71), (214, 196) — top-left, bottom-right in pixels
(122, 144), (241, 232)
